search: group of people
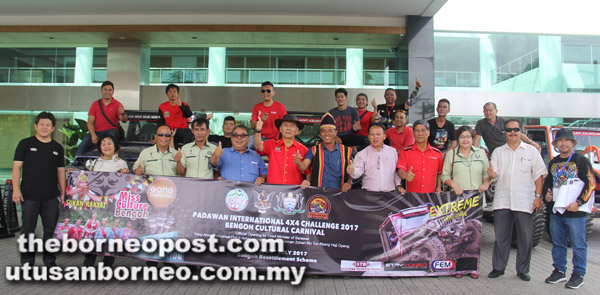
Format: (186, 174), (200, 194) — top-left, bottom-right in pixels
(11, 80), (595, 289)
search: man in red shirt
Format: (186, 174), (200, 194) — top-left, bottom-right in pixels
(385, 110), (415, 153)
(354, 93), (376, 137)
(251, 81), (287, 141)
(76, 81), (127, 156)
(158, 84), (196, 148)
(397, 120), (443, 193)
(254, 114), (307, 185)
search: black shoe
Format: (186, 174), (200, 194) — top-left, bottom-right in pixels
(565, 273), (584, 289)
(517, 272), (530, 281)
(488, 270), (504, 278)
(45, 262), (58, 267)
(545, 269), (567, 284)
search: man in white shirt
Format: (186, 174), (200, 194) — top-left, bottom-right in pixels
(487, 119), (546, 281)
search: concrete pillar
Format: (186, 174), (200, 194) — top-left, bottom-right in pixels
(346, 48), (363, 88)
(405, 16), (435, 122)
(480, 35), (496, 89)
(107, 39), (143, 110)
(74, 47), (93, 85)
(538, 36), (563, 92)
(208, 47), (226, 86)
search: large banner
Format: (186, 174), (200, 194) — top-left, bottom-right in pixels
(56, 171), (483, 277)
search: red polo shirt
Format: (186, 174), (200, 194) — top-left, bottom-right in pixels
(251, 101), (287, 140)
(88, 98), (123, 132)
(397, 144), (443, 193)
(260, 139), (307, 185)
(386, 126), (415, 152)
(159, 101), (191, 129)
(356, 109), (373, 137)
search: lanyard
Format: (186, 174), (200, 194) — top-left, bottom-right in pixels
(555, 152), (574, 180)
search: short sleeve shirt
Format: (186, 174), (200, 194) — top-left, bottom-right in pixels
(356, 110), (373, 137)
(180, 141), (217, 179)
(260, 139), (307, 185)
(251, 101), (287, 140)
(215, 147), (268, 183)
(397, 144), (444, 193)
(159, 101), (191, 130)
(376, 104), (407, 130)
(88, 155), (128, 172)
(328, 107), (360, 136)
(89, 98), (123, 132)
(427, 118), (457, 153)
(14, 136), (65, 200)
(133, 145), (177, 176)
(386, 126), (415, 152)
(475, 116), (507, 154)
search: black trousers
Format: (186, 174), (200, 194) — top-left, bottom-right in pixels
(339, 134), (369, 151)
(20, 197), (59, 266)
(174, 128), (194, 149)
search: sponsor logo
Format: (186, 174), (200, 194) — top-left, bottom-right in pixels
(307, 195), (331, 219)
(384, 261), (429, 271)
(164, 111), (170, 118)
(146, 178), (177, 208)
(274, 192), (305, 215)
(431, 260), (455, 270)
(340, 260), (383, 272)
(253, 190), (274, 214)
(225, 189), (249, 212)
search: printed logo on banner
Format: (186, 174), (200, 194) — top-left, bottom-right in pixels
(253, 190), (274, 214)
(340, 260), (383, 271)
(273, 192), (305, 215)
(225, 189), (249, 212)
(146, 178), (177, 208)
(431, 260), (455, 271)
(307, 195), (331, 219)
(384, 261), (429, 271)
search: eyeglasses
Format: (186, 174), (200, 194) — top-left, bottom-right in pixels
(157, 133), (172, 137)
(459, 136), (472, 140)
(232, 134), (249, 139)
(260, 89), (272, 93)
(505, 127), (521, 133)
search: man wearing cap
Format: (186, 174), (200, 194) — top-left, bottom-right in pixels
(254, 114), (307, 185)
(542, 128), (596, 289)
(487, 119), (546, 282)
(296, 113), (353, 192)
(397, 120), (444, 193)
(347, 123), (403, 193)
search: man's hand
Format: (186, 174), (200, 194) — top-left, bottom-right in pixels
(206, 113), (214, 120)
(415, 78), (422, 88)
(335, 136), (343, 145)
(371, 99), (377, 109)
(342, 182), (352, 192)
(12, 190), (23, 205)
(487, 163), (497, 179)
(397, 186), (406, 194)
(91, 133), (99, 144)
(346, 159), (354, 175)
(175, 97), (182, 106)
(545, 190), (553, 203)
(119, 168), (130, 174)
(256, 116), (264, 131)
(531, 141), (542, 153)
(405, 166), (415, 182)
(214, 142), (224, 158)
(254, 176), (265, 186)
(134, 162), (144, 175)
(300, 180), (310, 190)
(478, 183), (489, 193)
(174, 148), (183, 162)
(435, 186), (442, 193)
(567, 201), (579, 212)
(293, 150), (302, 165)
(353, 120), (361, 131)
(532, 196), (543, 213)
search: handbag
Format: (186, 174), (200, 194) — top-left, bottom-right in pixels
(97, 99), (126, 141)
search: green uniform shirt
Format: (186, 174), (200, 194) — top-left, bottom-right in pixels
(180, 141), (217, 179)
(441, 146), (489, 191)
(133, 145), (177, 176)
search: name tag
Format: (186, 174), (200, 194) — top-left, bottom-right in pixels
(186, 155), (197, 158)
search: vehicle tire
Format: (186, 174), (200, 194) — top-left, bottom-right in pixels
(511, 205), (546, 248)
(463, 220), (482, 254)
(408, 237), (446, 261)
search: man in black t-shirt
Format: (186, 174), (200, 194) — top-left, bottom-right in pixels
(374, 78), (422, 130)
(427, 98), (457, 156)
(208, 115), (235, 148)
(13, 112), (66, 267)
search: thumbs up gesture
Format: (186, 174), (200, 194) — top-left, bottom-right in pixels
(293, 150), (302, 164)
(406, 166), (415, 182)
(174, 148), (182, 162)
(256, 115), (264, 131)
(214, 142), (224, 158)
(346, 159), (355, 175)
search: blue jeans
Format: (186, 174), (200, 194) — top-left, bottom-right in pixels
(76, 129), (119, 156)
(550, 213), (587, 276)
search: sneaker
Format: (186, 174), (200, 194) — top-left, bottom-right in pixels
(565, 274), (584, 289)
(545, 269), (566, 284)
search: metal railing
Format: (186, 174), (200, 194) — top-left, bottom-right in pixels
(226, 68), (345, 85)
(363, 70), (408, 86)
(435, 71), (480, 87)
(0, 67), (75, 83)
(491, 49), (539, 84)
(149, 67), (208, 84)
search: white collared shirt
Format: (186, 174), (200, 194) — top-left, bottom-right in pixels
(490, 141), (547, 213)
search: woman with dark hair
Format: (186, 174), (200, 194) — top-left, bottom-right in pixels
(441, 125), (491, 279)
(86, 135), (129, 173)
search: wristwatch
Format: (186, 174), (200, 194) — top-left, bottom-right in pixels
(535, 193), (541, 198)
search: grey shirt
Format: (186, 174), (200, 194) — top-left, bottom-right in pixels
(475, 116), (507, 154)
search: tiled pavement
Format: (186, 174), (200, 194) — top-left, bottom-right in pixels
(1, 218), (598, 295)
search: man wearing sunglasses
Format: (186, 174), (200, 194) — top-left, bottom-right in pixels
(487, 119), (546, 282)
(251, 81), (287, 141)
(176, 117), (217, 179)
(133, 125), (178, 176)
(210, 126), (267, 185)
